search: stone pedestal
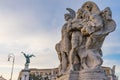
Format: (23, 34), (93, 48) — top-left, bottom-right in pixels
(80, 68), (108, 80)
(21, 69), (30, 80)
(56, 68), (108, 80)
(24, 63), (29, 70)
(56, 71), (79, 80)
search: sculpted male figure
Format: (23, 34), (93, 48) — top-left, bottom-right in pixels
(55, 8), (75, 75)
(67, 8), (87, 71)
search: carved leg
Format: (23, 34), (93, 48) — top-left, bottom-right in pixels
(66, 47), (78, 73)
(66, 32), (80, 72)
(86, 50), (103, 69)
(81, 57), (89, 69)
(60, 52), (68, 75)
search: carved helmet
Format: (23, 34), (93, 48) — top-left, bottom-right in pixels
(81, 1), (100, 14)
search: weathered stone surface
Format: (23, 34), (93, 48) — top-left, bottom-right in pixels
(56, 71), (80, 80)
(57, 68), (108, 80)
(80, 68), (108, 80)
(55, 1), (116, 80)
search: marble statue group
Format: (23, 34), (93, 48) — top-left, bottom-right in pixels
(55, 1), (116, 76)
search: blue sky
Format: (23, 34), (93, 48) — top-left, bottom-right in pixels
(0, 0), (120, 80)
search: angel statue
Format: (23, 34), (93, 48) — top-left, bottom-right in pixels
(21, 52), (35, 69)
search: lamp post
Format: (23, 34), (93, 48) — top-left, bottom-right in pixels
(8, 53), (15, 80)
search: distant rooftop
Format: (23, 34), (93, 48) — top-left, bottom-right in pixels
(0, 75), (7, 80)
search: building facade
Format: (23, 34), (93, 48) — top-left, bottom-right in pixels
(18, 68), (58, 80)
(0, 76), (7, 80)
(102, 66), (118, 80)
(18, 66), (118, 80)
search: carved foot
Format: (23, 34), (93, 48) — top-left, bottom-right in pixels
(65, 65), (74, 74)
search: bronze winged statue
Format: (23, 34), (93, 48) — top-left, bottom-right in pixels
(21, 52), (35, 64)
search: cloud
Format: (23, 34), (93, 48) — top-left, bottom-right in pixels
(102, 34), (120, 55)
(0, 5), (60, 79)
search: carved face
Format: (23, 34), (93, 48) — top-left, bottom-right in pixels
(85, 3), (93, 12)
(77, 8), (84, 19)
(89, 14), (96, 24)
(81, 27), (89, 36)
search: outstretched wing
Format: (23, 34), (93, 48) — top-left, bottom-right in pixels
(21, 52), (27, 57)
(29, 54), (35, 58)
(66, 8), (76, 18)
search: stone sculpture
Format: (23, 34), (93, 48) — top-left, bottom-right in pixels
(56, 1), (116, 80)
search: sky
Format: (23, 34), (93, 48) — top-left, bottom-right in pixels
(0, 0), (120, 80)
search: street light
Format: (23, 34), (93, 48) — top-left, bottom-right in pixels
(8, 53), (15, 80)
